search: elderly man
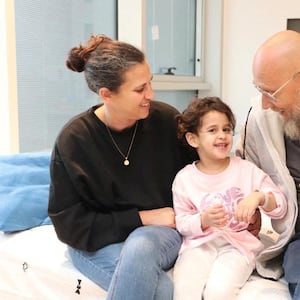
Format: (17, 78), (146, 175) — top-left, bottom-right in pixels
(236, 30), (300, 299)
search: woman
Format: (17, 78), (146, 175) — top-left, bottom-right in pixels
(48, 34), (196, 300)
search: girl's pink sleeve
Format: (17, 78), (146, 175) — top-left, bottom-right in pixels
(172, 176), (210, 238)
(258, 173), (287, 219)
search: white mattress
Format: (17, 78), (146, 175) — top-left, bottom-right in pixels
(0, 225), (291, 299)
(0, 225), (105, 300)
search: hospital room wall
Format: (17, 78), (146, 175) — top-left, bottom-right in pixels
(222, 0), (300, 134)
(2, 1), (300, 153)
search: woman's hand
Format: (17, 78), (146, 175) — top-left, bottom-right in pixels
(139, 207), (176, 228)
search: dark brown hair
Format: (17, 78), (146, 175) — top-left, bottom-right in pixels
(66, 34), (145, 93)
(176, 96), (236, 144)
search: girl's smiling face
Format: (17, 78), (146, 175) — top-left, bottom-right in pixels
(187, 110), (233, 163)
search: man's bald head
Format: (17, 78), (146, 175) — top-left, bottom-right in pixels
(253, 30), (300, 81)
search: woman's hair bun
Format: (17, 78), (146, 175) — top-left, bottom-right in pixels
(66, 46), (85, 72)
(65, 35), (112, 73)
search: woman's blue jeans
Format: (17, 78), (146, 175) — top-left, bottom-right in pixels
(68, 226), (181, 300)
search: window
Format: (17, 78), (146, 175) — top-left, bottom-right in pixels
(146, 0), (202, 77)
(2, 0), (222, 153)
(118, 0), (211, 92)
(14, 0), (116, 152)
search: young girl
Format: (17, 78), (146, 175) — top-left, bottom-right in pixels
(172, 97), (287, 300)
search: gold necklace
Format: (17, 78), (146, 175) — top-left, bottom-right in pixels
(105, 121), (138, 166)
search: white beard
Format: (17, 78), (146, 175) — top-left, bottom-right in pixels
(283, 101), (300, 140)
(284, 119), (300, 140)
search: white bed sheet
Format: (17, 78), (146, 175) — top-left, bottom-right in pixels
(0, 225), (291, 300)
(0, 225), (105, 300)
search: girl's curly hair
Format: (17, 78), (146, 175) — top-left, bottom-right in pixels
(176, 96), (236, 146)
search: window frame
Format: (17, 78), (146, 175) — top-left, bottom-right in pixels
(118, 0), (210, 91)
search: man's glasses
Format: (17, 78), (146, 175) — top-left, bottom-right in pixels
(254, 71), (300, 103)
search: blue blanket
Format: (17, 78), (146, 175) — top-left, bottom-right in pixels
(0, 152), (52, 232)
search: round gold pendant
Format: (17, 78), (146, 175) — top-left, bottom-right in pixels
(124, 159), (129, 166)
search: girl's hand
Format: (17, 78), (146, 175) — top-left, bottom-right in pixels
(234, 193), (262, 223)
(201, 204), (229, 230)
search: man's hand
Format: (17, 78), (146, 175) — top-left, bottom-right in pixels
(247, 209), (261, 238)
